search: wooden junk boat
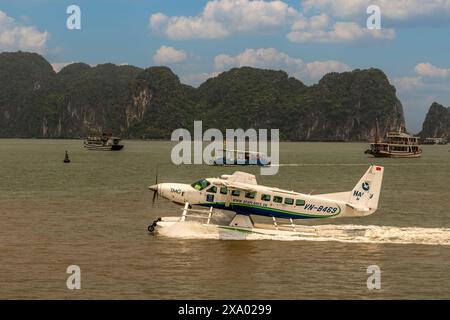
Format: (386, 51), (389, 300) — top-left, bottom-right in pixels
(365, 125), (422, 158)
(83, 133), (124, 151)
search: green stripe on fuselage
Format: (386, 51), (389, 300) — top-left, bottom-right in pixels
(203, 201), (341, 219)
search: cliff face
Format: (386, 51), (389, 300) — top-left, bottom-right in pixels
(0, 52), (406, 141)
(300, 69), (405, 141)
(0, 52), (57, 137)
(55, 63), (143, 138)
(194, 67), (404, 141)
(194, 67), (308, 137)
(124, 67), (196, 139)
(420, 102), (450, 139)
(0, 52), (143, 138)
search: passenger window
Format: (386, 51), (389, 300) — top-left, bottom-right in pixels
(245, 192), (256, 199)
(285, 198), (294, 205)
(220, 187), (228, 195)
(231, 189), (241, 197)
(206, 194), (214, 202)
(296, 199), (305, 206)
(273, 196), (283, 203)
(261, 194), (271, 201)
(207, 186), (217, 193)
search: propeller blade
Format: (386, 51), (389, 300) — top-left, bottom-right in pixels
(152, 189), (157, 205)
(157, 184), (159, 200)
(152, 165), (159, 206)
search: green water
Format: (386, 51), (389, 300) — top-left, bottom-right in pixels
(0, 139), (449, 299)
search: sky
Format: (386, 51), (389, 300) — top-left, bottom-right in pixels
(1, 0), (450, 133)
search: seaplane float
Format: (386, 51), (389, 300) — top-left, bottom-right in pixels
(148, 165), (384, 239)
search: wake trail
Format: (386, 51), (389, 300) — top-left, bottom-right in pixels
(276, 163), (447, 167)
(157, 222), (450, 246)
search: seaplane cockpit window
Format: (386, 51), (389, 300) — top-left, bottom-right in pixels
(220, 187), (228, 195)
(191, 179), (211, 191)
(296, 199), (305, 206)
(284, 198), (294, 205)
(245, 192), (256, 199)
(231, 189), (241, 197)
(207, 186), (217, 193)
(261, 194), (271, 202)
(273, 196), (283, 204)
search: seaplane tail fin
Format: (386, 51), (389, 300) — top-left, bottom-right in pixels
(348, 165), (384, 211)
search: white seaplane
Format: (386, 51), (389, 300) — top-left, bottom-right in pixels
(148, 165), (384, 238)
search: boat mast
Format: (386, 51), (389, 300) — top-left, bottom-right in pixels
(375, 117), (379, 144)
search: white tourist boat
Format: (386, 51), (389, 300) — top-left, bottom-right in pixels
(83, 133), (124, 151)
(365, 126), (422, 158)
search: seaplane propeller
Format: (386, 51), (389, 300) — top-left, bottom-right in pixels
(150, 168), (159, 206)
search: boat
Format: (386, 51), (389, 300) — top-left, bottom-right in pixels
(421, 137), (448, 145)
(421, 138), (438, 145)
(210, 149), (271, 166)
(365, 125), (422, 158)
(83, 133), (124, 151)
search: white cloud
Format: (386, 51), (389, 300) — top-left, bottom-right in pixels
(149, 0), (399, 43)
(215, 48), (303, 70)
(393, 76), (425, 91)
(302, 0), (450, 21)
(288, 19), (395, 43)
(394, 62), (450, 93)
(0, 10), (49, 53)
(415, 63), (450, 79)
(153, 45), (187, 65)
(301, 60), (352, 80)
(180, 72), (221, 87)
(149, 13), (169, 33)
(393, 76), (450, 93)
(149, 0), (300, 40)
(291, 13), (330, 31)
(214, 48), (351, 82)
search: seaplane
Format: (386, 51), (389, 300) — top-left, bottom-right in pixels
(148, 165), (384, 238)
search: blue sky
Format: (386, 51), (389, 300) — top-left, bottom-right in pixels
(1, 0), (450, 133)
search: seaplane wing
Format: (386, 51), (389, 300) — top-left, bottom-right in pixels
(216, 180), (258, 192)
(221, 171), (258, 185)
(266, 188), (300, 196)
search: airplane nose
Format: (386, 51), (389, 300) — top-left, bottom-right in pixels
(149, 184), (158, 192)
